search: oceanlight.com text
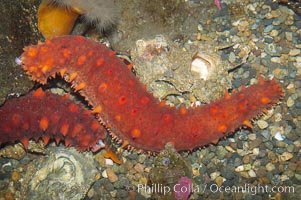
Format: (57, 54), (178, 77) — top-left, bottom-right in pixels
(207, 184), (295, 195)
(137, 183), (295, 196)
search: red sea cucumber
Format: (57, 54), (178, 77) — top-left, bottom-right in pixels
(2, 36), (283, 152)
(0, 88), (105, 151)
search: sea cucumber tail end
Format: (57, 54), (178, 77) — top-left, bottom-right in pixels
(0, 88), (106, 151)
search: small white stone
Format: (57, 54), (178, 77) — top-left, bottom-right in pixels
(271, 57), (281, 63)
(105, 158), (114, 166)
(235, 165), (245, 172)
(15, 57), (22, 65)
(252, 148), (259, 155)
(248, 170), (257, 178)
(102, 170), (108, 178)
(274, 132), (285, 141)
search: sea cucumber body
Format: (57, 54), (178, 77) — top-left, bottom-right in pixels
(20, 36), (283, 152)
(0, 88), (105, 151)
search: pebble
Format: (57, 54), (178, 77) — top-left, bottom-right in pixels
(102, 170), (108, 178)
(248, 170), (256, 178)
(249, 138), (263, 149)
(242, 155), (250, 164)
(116, 190), (128, 198)
(266, 163), (276, 171)
(252, 148), (259, 156)
(274, 113), (282, 122)
(287, 96), (295, 107)
(279, 152), (293, 162)
(210, 172), (220, 180)
(134, 163), (145, 173)
(235, 165), (245, 172)
(216, 146), (227, 159)
(264, 25), (274, 33)
(248, 134), (257, 141)
(215, 176), (224, 187)
(138, 154), (147, 163)
(274, 132), (285, 141)
(257, 120), (269, 129)
(271, 57), (281, 63)
(270, 29), (278, 37)
(289, 49), (300, 56)
(256, 167), (267, 178)
(296, 56), (301, 63)
(225, 146), (236, 153)
(105, 159), (114, 166)
(229, 52), (236, 63)
(285, 32), (293, 41)
(11, 171), (20, 181)
(220, 166), (235, 180)
(106, 168), (119, 183)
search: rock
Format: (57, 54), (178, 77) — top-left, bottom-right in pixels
(116, 189), (129, 198)
(249, 138), (263, 149)
(270, 29), (278, 37)
(271, 57), (281, 63)
(106, 168), (119, 183)
(252, 148), (260, 156)
(287, 96), (295, 107)
(138, 154), (147, 163)
(256, 167), (267, 178)
(257, 120), (269, 129)
(134, 163), (145, 173)
(248, 170), (256, 178)
(266, 163), (275, 171)
(21, 147), (98, 200)
(216, 146), (227, 159)
(264, 25), (274, 32)
(279, 152), (293, 162)
(210, 172), (220, 180)
(11, 171), (20, 181)
(220, 166), (235, 180)
(215, 176), (224, 187)
(295, 174), (301, 181)
(229, 52), (236, 63)
(102, 170), (108, 178)
(225, 146), (236, 153)
(235, 165), (244, 172)
(285, 32), (293, 41)
(274, 132), (285, 141)
(248, 134), (257, 141)
(289, 49), (300, 56)
(105, 159), (114, 166)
